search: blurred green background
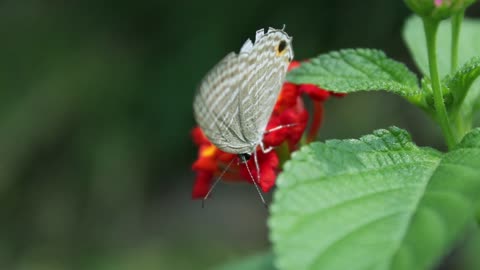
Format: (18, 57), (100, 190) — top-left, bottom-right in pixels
(0, 0), (479, 269)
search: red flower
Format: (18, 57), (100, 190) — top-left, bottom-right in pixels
(299, 84), (330, 102)
(191, 61), (345, 199)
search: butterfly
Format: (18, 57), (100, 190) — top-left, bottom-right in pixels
(193, 27), (294, 206)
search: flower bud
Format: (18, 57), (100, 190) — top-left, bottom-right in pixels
(404, 0), (476, 20)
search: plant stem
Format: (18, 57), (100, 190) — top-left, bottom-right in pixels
(451, 12), (464, 73)
(423, 18), (456, 149)
(277, 141), (291, 168)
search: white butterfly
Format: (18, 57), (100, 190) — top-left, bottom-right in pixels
(193, 27), (294, 206)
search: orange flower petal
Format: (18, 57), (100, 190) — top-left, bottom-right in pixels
(200, 144), (217, 158)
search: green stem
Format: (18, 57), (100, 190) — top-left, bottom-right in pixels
(451, 12), (464, 73)
(277, 141), (291, 169)
(423, 18), (456, 149)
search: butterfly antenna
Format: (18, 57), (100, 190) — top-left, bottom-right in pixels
(242, 153), (268, 208)
(202, 157), (236, 208)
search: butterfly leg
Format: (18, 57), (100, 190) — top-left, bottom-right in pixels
(261, 123), (298, 153)
(263, 123), (297, 135)
(260, 142), (273, 153)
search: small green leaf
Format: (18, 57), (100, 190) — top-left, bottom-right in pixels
(403, 16), (480, 78)
(444, 57), (480, 127)
(286, 49), (420, 97)
(269, 127), (480, 270)
(213, 252), (275, 270)
(444, 56), (480, 108)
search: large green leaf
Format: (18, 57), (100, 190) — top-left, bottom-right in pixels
(286, 49), (420, 97)
(403, 16), (480, 78)
(269, 127), (480, 270)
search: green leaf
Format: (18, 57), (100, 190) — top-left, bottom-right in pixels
(286, 49), (420, 97)
(269, 127), (480, 270)
(213, 252), (275, 270)
(403, 16), (480, 78)
(445, 57), (480, 127)
(446, 57), (480, 106)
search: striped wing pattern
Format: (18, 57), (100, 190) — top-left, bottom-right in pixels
(194, 27), (293, 154)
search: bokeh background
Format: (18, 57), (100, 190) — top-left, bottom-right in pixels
(1, 1), (479, 269)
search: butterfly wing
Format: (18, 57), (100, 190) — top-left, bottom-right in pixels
(237, 28), (293, 145)
(194, 52), (251, 154)
(193, 28), (293, 154)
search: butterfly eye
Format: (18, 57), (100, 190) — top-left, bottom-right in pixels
(276, 40), (288, 56)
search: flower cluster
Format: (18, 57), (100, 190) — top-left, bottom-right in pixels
(191, 61), (345, 199)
